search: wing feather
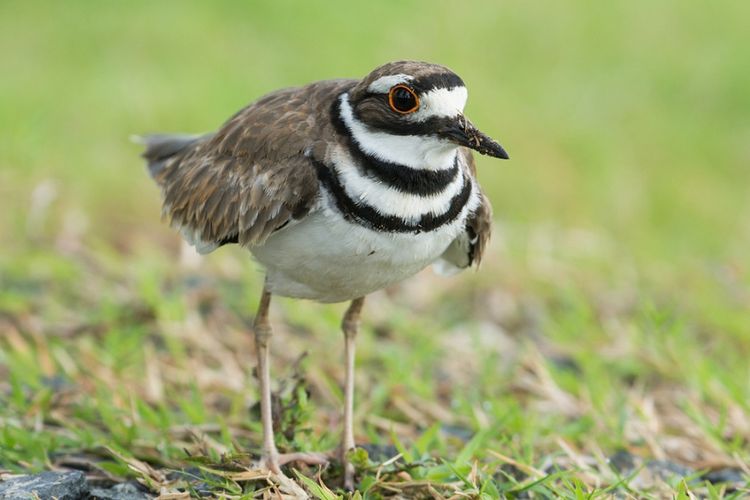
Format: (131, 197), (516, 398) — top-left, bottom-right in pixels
(142, 79), (355, 251)
(461, 149), (492, 266)
(435, 149), (493, 274)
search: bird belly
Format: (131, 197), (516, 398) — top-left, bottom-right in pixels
(250, 209), (464, 303)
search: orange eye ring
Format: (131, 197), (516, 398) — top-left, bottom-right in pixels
(388, 85), (420, 114)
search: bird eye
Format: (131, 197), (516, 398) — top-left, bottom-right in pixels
(388, 85), (419, 114)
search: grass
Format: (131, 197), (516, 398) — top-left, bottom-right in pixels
(1, 0), (749, 497)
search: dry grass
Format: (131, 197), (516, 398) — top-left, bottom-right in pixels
(2, 217), (749, 497)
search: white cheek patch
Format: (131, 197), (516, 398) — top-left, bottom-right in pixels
(410, 86), (467, 122)
(338, 94), (457, 170)
(367, 74), (413, 94)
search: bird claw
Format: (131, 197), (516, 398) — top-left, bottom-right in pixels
(255, 451), (330, 473)
(343, 462), (355, 491)
(278, 451), (331, 467)
(259, 450), (357, 491)
(252, 453), (331, 499)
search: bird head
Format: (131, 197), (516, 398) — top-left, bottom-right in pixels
(344, 61), (509, 164)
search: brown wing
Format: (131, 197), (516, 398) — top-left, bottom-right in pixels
(466, 190), (492, 266)
(461, 148), (492, 266)
(144, 79), (355, 249)
(435, 149), (492, 273)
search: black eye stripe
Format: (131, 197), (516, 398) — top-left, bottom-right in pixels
(351, 98), (457, 137)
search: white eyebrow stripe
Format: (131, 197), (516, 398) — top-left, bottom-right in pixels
(367, 74), (413, 93)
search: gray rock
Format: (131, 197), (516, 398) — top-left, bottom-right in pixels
(703, 467), (747, 486)
(165, 468), (216, 497)
(439, 424), (474, 442)
(608, 449), (636, 474)
(359, 443), (400, 463)
(645, 459), (694, 480)
(89, 481), (151, 500)
(0, 471), (88, 500)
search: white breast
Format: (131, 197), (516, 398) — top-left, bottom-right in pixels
(250, 205), (468, 302)
(250, 144), (481, 301)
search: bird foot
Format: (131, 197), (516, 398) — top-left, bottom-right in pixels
(343, 461), (355, 492)
(255, 451), (331, 473)
(252, 453), (330, 499)
(278, 451), (331, 467)
(338, 444), (360, 491)
(256, 449), (357, 491)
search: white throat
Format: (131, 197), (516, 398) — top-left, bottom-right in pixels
(338, 94), (457, 171)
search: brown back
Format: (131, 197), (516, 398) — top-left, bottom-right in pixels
(150, 79), (355, 247)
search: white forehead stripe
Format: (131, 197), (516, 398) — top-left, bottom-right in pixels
(409, 86), (468, 122)
(367, 74), (413, 93)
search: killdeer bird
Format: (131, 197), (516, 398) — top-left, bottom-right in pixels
(140, 60), (508, 489)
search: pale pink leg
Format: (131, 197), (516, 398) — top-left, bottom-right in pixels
(253, 287), (280, 472)
(341, 297), (365, 490)
(254, 287), (331, 473)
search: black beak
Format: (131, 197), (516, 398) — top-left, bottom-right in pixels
(439, 115), (509, 159)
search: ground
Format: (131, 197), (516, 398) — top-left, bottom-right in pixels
(1, 1), (749, 498)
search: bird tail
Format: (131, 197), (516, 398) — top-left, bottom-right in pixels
(132, 133), (212, 179)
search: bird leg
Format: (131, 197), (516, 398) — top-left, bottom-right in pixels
(341, 297), (365, 490)
(253, 287), (331, 474)
(252, 287), (281, 473)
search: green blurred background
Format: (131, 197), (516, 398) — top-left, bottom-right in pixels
(2, 0), (748, 269)
(1, 1), (749, 493)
